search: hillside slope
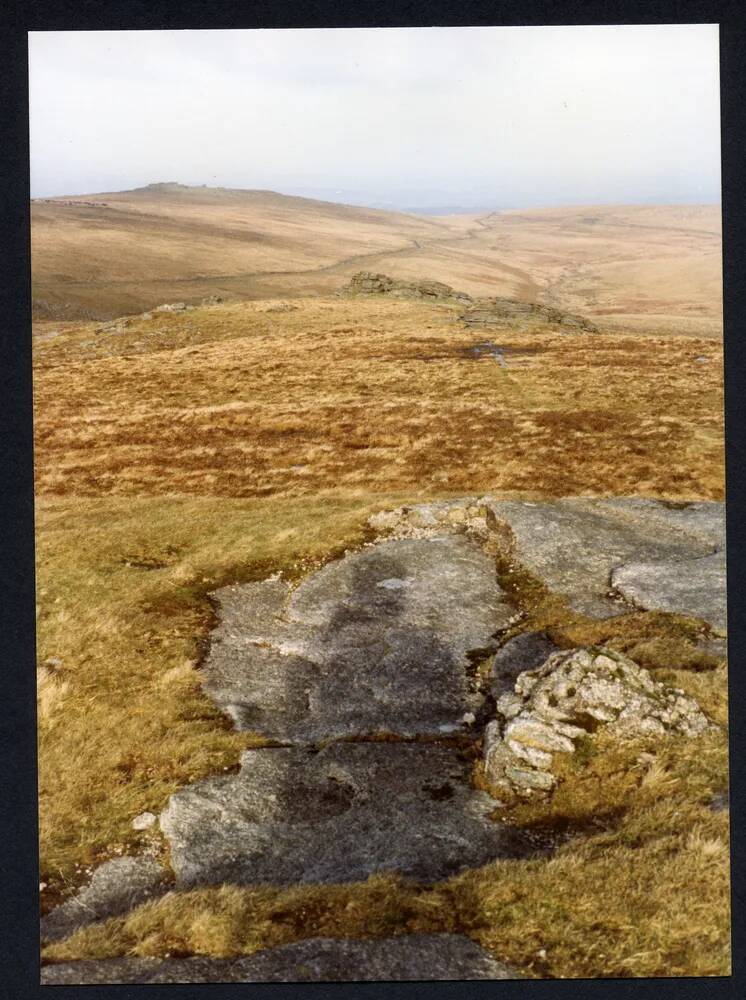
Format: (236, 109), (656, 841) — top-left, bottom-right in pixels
(31, 185), (722, 335)
(30, 183), (448, 320)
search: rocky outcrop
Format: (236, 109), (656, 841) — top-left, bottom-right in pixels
(342, 271), (472, 304)
(341, 271), (598, 331)
(486, 498), (726, 627)
(40, 857), (169, 942)
(42, 494), (724, 978)
(483, 647), (713, 800)
(160, 742), (543, 890)
(611, 551), (727, 634)
(202, 535), (514, 742)
(41, 935), (522, 983)
(460, 298), (598, 332)
(370, 497), (726, 631)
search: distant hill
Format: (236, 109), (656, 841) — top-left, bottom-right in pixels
(30, 183), (448, 320)
(31, 184), (722, 335)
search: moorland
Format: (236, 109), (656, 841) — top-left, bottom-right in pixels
(34, 185), (728, 981)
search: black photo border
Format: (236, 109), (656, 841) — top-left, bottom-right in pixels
(1, 2), (743, 998)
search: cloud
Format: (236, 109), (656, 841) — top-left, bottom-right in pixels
(28, 25), (721, 208)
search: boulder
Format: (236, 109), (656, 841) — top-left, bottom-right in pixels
(40, 857), (169, 942)
(160, 742), (542, 889)
(41, 935), (522, 983)
(484, 647), (712, 799)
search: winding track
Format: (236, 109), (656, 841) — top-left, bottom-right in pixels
(50, 210), (541, 304)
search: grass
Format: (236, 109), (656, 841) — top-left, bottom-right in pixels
(31, 190), (722, 338)
(42, 729), (730, 979)
(34, 289), (728, 977)
(34, 297), (724, 501)
(31, 185), (446, 320)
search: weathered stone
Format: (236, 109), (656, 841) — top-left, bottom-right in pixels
(203, 535), (513, 742)
(160, 742), (541, 889)
(40, 857), (169, 942)
(612, 551), (727, 634)
(491, 632), (563, 698)
(367, 497), (491, 540)
(257, 301), (299, 313)
(495, 691), (524, 719)
(41, 935), (522, 983)
(485, 498), (725, 623)
(505, 765), (556, 791)
(504, 717), (576, 755)
(154, 302), (189, 312)
(369, 499), (726, 630)
(506, 739), (554, 770)
(484, 647), (712, 798)
(342, 271), (473, 305)
(132, 811), (157, 830)
(461, 298), (598, 333)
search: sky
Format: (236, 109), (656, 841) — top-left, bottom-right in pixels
(28, 25), (721, 211)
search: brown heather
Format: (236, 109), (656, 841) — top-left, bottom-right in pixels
(34, 297), (724, 501)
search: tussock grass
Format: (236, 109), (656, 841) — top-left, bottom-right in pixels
(34, 297), (724, 501)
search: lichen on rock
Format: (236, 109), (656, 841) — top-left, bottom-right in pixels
(483, 646), (713, 801)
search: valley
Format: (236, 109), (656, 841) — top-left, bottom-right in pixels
(32, 185), (722, 337)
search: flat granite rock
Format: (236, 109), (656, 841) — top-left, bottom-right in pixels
(485, 498), (725, 624)
(41, 934), (522, 983)
(41, 857), (169, 942)
(612, 551), (727, 635)
(160, 742), (542, 889)
(203, 535), (513, 741)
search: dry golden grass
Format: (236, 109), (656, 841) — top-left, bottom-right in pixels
(34, 296), (724, 502)
(34, 238), (728, 976)
(31, 185), (448, 320)
(32, 186), (722, 337)
(43, 730), (729, 979)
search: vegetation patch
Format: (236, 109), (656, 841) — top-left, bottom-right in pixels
(43, 732), (730, 979)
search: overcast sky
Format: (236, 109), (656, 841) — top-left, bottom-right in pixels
(28, 25), (721, 210)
